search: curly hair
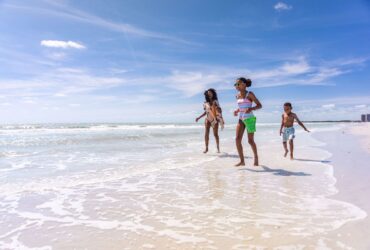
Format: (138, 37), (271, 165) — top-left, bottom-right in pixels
(204, 88), (218, 103)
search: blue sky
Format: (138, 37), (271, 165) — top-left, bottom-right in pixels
(0, 0), (369, 123)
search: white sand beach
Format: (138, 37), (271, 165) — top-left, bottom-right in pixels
(349, 123), (370, 153)
(0, 122), (369, 249)
(2, 0), (370, 249)
(318, 123), (370, 249)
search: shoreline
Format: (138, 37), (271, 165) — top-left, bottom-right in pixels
(1, 122), (369, 249)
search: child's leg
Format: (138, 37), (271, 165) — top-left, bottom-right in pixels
(248, 132), (259, 166)
(289, 139), (294, 160)
(283, 142), (288, 157)
(235, 120), (246, 166)
(212, 123), (220, 153)
(204, 121), (211, 153)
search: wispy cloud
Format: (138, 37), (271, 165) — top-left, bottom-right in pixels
(274, 2), (292, 11)
(0, 67), (128, 97)
(0, 53), (366, 100)
(252, 56), (310, 80)
(4, 2), (193, 45)
(45, 51), (68, 60)
(306, 67), (344, 83)
(159, 56), (367, 96)
(322, 104), (336, 109)
(162, 70), (235, 97)
(41, 40), (86, 49)
(355, 104), (367, 108)
(0, 46), (57, 68)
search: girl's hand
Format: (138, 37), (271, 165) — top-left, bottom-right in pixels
(195, 117), (199, 122)
(279, 130), (282, 136)
(233, 110), (239, 116)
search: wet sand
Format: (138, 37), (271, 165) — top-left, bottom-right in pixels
(0, 123), (369, 249)
(318, 123), (370, 249)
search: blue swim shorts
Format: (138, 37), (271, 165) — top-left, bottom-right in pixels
(282, 127), (295, 142)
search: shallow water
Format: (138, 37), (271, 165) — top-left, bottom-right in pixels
(0, 122), (366, 249)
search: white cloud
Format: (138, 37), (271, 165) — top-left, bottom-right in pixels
(68, 103), (81, 107)
(355, 104), (367, 108)
(124, 56), (366, 97)
(163, 70), (232, 97)
(23, 100), (37, 104)
(6, 3), (191, 45)
(109, 68), (130, 74)
(322, 104), (336, 109)
(152, 57), (315, 97)
(46, 52), (67, 60)
(274, 2), (292, 11)
(307, 67), (344, 83)
(0, 44), (367, 102)
(41, 40), (86, 49)
(280, 59), (310, 74)
(252, 57), (310, 80)
(0, 68), (127, 97)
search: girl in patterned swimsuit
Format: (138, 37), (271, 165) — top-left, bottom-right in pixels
(234, 78), (262, 167)
(196, 89), (224, 153)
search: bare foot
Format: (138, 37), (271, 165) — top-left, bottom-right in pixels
(235, 162), (245, 167)
(203, 148), (208, 154)
(284, 150), (288, 157)
(290, 155), (294, 160)
(217, 147), (220, 153)
(254, 158), (259, 166)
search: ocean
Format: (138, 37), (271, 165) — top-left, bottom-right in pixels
(0, 122), (366, 249)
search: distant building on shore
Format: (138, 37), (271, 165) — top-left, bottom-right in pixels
(361, 114), (370, 122)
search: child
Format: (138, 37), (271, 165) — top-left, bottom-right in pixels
(196, 89), (224, 153)
(234, 78), (262, 166)
(280, 102), (310, 160)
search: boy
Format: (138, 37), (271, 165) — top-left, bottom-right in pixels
(280, 102), (310, 160)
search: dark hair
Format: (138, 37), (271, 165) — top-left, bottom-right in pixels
(284, 102), (292, 108)
(237, 77), (252, 87)
(204, 88), (218, 103)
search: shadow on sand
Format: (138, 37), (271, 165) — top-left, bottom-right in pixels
(293, 158), (331, 164)
(239, 165), (312, 177)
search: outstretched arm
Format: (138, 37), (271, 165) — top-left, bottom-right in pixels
(196, 112), (206, 122)
(295, 114), (310, 132)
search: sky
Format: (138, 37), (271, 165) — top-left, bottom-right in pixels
(0, 0), (370, 123)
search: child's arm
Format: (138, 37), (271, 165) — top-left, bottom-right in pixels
(280, 114), (284, 136)
(295, 114), (310, 132)
(245, 92), (262, 113)
(196, 112), (206, 122)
